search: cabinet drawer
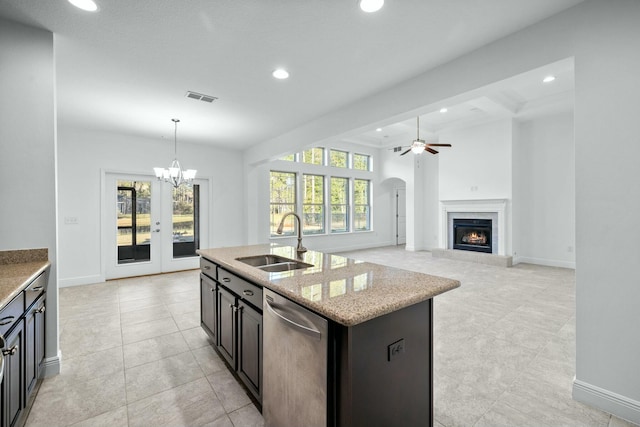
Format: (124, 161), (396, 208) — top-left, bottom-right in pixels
(200, 257), (217, 280)
(217, 267), (263, 310)
(0, 292), (25, 336)
(25, 271), (47, 309)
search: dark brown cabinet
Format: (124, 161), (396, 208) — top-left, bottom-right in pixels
(237, 299), (262, 401)
(0, 269), (47, 427)
(2, 321), (24, 427)
(200, 274), (216, 341)
(200, 260), (263, 405)
(216, 286), (237, 368)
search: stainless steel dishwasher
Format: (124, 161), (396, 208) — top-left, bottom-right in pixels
(263, 289), (328, 427)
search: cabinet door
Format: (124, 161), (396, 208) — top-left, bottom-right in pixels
(216, 286), (236, 368)
(25, 295), (45, 401)
(2, 321), (24, 427)
(237, 300), (262, 402)
(200, 274), (216, 343)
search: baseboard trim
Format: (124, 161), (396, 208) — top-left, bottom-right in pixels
(517, 256), (575, 269)
(41, 351), (62, 377)
(573, 378), (640, 425)
(58, 274), (104, 288)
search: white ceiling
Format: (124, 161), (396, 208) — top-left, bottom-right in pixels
(0, 0), (582, 149)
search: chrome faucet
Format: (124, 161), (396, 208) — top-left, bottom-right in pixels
(276, 212), (307, 255)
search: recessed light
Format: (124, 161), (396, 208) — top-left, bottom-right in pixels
(543, 75), (556, 83)
(272, 69), (290, 79)
(376, 128), (382, 132)
(68, 0), (98, 12)
(439, 108), (448, 113)
(359, 0), (384, 13)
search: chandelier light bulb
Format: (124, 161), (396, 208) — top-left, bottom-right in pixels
(68, 0), (98, 12)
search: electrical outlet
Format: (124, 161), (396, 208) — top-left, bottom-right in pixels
(64, 216), (78, 225)
(388, 339), (405, 362)
(567, 246), (573, 253)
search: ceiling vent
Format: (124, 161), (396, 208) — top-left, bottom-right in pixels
(186, 91), (218, 103)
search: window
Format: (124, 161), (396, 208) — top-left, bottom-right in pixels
(330, 149), (348, 168)
(270, 171), (296, 236)
(354, 179), (371, 231)
(353, 153), (370, 171)
(302, 147), (324, 165)
(303, 174), (324, 235)
(279, 154), (295, 161)
(172, 184), (199, 258)
(330, 177), (349, 233)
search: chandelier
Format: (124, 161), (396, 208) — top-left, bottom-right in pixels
(153, 118), (197, 188)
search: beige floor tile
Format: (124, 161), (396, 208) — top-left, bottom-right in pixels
(125, 351), (204, 403)
(123, 331), (190, 369)
(127, 378), (226, 427)
(192, 345), (226, 375)
(60, 315), (122, 359)
(120, 303), (172, 326)
(207, 370), (252, 413)
(68, 406), (129, 427)
(228, 404), (265, 427)
(181, 326), (214, 349)
(173, 309), (201, 330)
(121, 316), (179, 345)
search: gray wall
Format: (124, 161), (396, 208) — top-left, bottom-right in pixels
(0, 18), (60, 373)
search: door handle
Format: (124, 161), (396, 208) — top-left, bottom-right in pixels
(265, 299), (321, 340)
(152, 229), (160, 233)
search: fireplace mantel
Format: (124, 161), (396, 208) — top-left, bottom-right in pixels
(440, 199), (507, 256)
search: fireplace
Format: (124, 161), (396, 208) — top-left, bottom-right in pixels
(453, 218), (492, 253)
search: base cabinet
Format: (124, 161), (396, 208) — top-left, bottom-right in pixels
(0, 269), (48, 427)
(200, 261), (263, 405)
(1, 322), (24, 427)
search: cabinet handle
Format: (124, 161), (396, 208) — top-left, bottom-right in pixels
(222, 277), (230, 283)
(0, 316), (15, 326)
(203, 265), (211, 270)
(31, 286), (44, 292)
(242, 290), (254, 297)
(37, 306), (46, 314)
(2, 345), (18, 356)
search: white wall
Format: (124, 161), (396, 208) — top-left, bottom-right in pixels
(513, 112), (575, 268)
(241, 1), (640, 421)
(0, 18), (59, 374)
(244, 141), (395, 253)
(57, 127), (245, 286)
(439, 119), (513, 201)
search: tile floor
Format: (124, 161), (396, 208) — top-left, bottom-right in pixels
(24, 246), (638, 427)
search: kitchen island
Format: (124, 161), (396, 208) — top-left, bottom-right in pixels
(198, 244), (460, 427)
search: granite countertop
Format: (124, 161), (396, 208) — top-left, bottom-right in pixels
(0, 249), (50, 310)
(198, 244), (460, 326)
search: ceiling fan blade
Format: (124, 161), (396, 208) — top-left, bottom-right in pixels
(425, 147), (439, 155)
(426, 143), (452, 147)
(400, 148), (412, 156)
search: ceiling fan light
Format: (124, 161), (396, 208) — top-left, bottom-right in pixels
(359, 0), (384, 13)
(68, 0), (98, 12)
(411, 141), (425, 154)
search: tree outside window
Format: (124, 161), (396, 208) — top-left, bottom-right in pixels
(354, 179), (370, 231)
(330, 149), (348, 168)
(279, 153), (295, 161)
(270, 171), (296, 236)
(353, 153), (370, 171)
(303, 174), (325, 234)
(330, 177), (349, 233)
(302, 147), (324, 165)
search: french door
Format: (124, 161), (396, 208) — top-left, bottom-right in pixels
(105, 172), (208, 279)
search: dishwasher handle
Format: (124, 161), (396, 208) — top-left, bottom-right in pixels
(265, 299), (322, 341)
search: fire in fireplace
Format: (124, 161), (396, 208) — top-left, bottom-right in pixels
(453, 219), (492, 253)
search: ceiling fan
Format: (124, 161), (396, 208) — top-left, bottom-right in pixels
(399, 116), (451, 156)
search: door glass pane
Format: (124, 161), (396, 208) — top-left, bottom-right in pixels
(117, 180), (151, 263)
(173, 184), (199, 258)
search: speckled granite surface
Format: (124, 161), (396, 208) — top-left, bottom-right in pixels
(198, 244), (460, 326)
(0, 249), (50, 310)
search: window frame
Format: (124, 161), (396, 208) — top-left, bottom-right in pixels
(269, 171), (297, 237)
(353, 178), (371, 232)
(353, 153), (371, 171)
(302, 173), (325, 235)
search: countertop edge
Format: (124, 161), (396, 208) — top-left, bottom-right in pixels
(198, 246), (460, 327)
(0, 261), (51, 311)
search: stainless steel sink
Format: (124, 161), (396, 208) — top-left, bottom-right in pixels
(236, 254), (313, 272)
